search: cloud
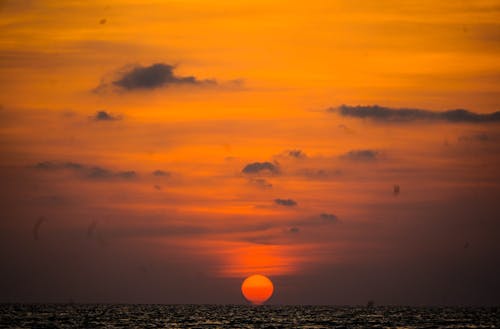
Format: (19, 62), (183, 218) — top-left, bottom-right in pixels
(288, 227), (300, 233)
(320, 213), (338, 222)
(287, 149), (306, 158)
(152, 170), (170, 177)
(34, 161), (83, 170)
(85, 166), (114, 179)
(34, 161), (74, 170)
(33, 161), (137, 180)
(341, 149), (378, 161)
(91, 110), (121, 121)
(330, 105), (500, 123)
(95, 63), (216, 92)
(274, 198), (297, 207)
(242, 162), (280, 175)
(115, 171), (137, 179)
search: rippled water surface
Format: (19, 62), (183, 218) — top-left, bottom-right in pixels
(0, 304), (498, 328)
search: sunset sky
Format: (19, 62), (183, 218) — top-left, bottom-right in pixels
(1, 0), (499, 305)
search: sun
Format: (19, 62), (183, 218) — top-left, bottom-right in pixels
(241, 274), (274, 305)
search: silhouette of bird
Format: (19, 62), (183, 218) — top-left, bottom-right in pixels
(393, 184), (400, 196)
(33, 216), (47, 240)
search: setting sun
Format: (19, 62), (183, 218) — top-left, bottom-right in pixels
(241, 274), (274, 305)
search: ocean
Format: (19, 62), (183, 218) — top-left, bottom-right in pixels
(0, 304), (498, 328)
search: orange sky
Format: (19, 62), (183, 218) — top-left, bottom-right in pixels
(1, 0), (500, 305)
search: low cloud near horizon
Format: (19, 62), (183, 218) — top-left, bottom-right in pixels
(34, 161), (137, 180)
(340, 149), (379, 161)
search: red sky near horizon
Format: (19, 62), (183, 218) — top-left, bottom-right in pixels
(1, 0), (499, 305)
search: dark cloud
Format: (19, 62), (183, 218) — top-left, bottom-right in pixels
(242, 162), (280, 175)
(104, 63), (216, 91)
(34, 161), (83, 170)
(99, 18), (107, 25)
(33, 162), (56, 170)
(34, 161), (75, 170)
(320, 213), (338, 222)
(33, 161), (137, 180)
(63, 162), (83, 170)
(341, 149), (378, 161)
(86, 166), (113, 179)
(152, 170), (170, 177)
(330, 105), (500, 123)
(289, 227), (300, 233)
(91, 110), (121, 121)
(288, 149), (306, 158)
(274, 198), (297, 207)
(115, 171), (137, 179)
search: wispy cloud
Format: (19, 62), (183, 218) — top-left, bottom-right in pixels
(319, 213), (339, 222)
(274, 198), (297, 207)
(152, 170), (171, 177)
(287, 149), (306, 159)
(340, 149), (378, 161)
(34, 161), (137, 180)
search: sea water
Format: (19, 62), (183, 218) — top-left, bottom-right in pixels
(0, 304), (498, 328)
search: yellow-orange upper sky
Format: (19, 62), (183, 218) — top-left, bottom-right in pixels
(0, 0), (499, 305)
